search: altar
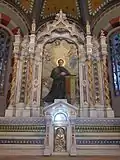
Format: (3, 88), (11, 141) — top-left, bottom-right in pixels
(43, 99), (77, 155)
(0, 10), (119, 156)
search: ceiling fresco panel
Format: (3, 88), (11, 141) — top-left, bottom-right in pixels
(88, 0), (113, 16)
(14, 0), (35, 14)
(93, 4), (120, 36)
(41, 0), (80, 19)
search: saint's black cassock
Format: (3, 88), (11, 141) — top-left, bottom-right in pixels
(43, 66), (70, 103)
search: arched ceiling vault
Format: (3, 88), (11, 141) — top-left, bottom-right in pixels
(0, 0), (120, 35)
(93, 2), (120, 37)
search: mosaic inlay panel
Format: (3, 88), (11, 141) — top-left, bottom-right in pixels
(0, 139), (44, 144)
(75, 126), (120, 133)
(0, 117), (46, 125)
(0, 125), (46, 132)
(88, 0), (114, 16)
(70, 118), (120, 126)
(76, 139), (120, 145)
(13, 0), (35, 14)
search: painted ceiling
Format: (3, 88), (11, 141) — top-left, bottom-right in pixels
(41, 0), (80, 19)
(1, 0), (119, 31)
(88, 0), (114, 16)
(13, 0), (35, 14)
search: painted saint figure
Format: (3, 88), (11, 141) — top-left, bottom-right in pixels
(43, 59), (70, 103)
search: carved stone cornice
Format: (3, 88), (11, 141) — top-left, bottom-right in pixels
(37, 10), (85, 44)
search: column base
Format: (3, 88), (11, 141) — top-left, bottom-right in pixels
(32, 107), (40, 117)
(12, 108), (31, 117)
(6, 103), (42, 117)
(80, 105), (89, 117)
(5, 105), (14, 117)
(16, 108), (24, 117)
(89, 105), (114, 118)
(70, 144), (77, 156)
(89, 104), (105, 118)
(16, 102), (25, 108)
(89, 107), (98, 118)
(96, 104), (105, 118)
(106, 107), (114, 118)
(44, 146), (51, 156)
(16, 103), (28, 117)
(22, 109), (31, 117)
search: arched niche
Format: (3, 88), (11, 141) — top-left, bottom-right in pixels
(33, 10), (85, 109)
(42, 38), (79, 105)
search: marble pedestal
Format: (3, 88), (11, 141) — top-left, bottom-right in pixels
(44, 146), (51, 156)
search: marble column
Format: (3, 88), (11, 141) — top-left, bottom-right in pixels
(85, 21), (95, 117)
(15, 35), (29, 117)
(79, 45), (89, 117)
(70, 125), (77, 156)
(100, 30), (114, 117)
(92, 56), (105, 117)
(44, 119), (52, 156)
(5, 30), (21, 117)
(23, 28), (36, 117)
(31, 44), (42, 116)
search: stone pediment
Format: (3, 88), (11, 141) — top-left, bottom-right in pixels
(37, 10), (85, 43)
(43, 99), (78, 117)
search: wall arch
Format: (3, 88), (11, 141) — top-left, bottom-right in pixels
(0, 1), (29, 35)
(32, 10), (86, 110)
(92, 3), (120, 36)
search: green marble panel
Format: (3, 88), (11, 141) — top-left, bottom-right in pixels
(0, 125), (46, 132)
(75, 125), (120, 133)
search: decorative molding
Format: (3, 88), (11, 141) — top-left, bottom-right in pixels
(0, 125), (46, 132)
(0, 13), (19, 35)
(0, 117), (46, 125)
(0, 117), (120, 125)
(14, 0), (35, 14)
(88, 0), (113, 16)
(37, 10), (84, 43)
(0, 139), (44, 145)
(70, 118), (120, 125)
(75, 126), (120, 133)
(76, 139), (120, 145)
(0, 1), (29, 34)
(92, 2), (120, 36)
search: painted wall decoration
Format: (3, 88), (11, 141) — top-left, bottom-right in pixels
(41, 0), (80, 19)
(41, 39), (79, 106)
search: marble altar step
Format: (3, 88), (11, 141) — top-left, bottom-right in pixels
(0, 156), (119, 160)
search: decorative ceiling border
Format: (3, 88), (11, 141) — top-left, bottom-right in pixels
(88, 0), (113, 16)
(0, 0), (29, 34)
(14, 0), (35, 14)
(103, 16), (120, 35)
(92, 2), (120, 36)
(0, 13), (19, 35)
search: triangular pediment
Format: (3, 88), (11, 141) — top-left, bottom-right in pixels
(37, 10), (85, 43)
(56, 22), (66, 28)
(43, 99), (78, 113)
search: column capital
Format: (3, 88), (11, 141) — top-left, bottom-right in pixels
(29, 34), (36, 54)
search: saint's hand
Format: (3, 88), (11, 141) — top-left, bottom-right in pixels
(60, 72), (66, 76)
